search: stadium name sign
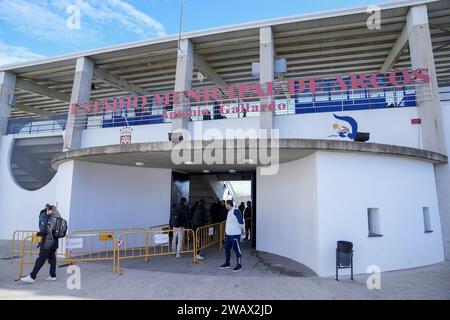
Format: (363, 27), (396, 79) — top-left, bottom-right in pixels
(70, 68), (430, 119)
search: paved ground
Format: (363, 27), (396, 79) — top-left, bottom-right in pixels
(1, 241), (450, 300)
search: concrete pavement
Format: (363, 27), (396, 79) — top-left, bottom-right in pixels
(1, 243), (449, 300)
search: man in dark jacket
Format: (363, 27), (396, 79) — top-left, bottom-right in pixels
(209, 199), (220, 224)
(217, 200), (228, 222)
(243, 201), (252, 241)
(192, 199), (209, 260)
(21, 205), (61, 283)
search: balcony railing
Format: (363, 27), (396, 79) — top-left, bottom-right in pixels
(7, 82), (430, 135)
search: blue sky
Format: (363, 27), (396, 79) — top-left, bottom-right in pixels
(0, 0), (390, 66)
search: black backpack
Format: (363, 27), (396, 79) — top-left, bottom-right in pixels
(45, 215), (68, 239)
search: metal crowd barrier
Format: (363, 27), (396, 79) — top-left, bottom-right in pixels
(195, 223), (222, 252)
(11, 230), (37, 263)
(219, 219), (252, 249)
(70, 227), (146, 249)
(11, 230), (65, 263)
(116, 228), (197, 274)
(148, 224), (170, 232)
(15, 222), (238, 278)
(63, 232), (116, 271)
(16, 231), (117, 280)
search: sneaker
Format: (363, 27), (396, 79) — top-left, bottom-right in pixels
(196, 254), (204, 260)
(232, 264), (242, 272)
(219, 263), (230, 269)
(176, 254), (182, 258)
(46, 276), (57, 281)
(20, 275), (35, 283)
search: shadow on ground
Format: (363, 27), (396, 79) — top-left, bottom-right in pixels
(107, 240), (316, 277)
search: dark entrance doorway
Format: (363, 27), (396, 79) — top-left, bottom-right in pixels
(170, 170), (256, 249)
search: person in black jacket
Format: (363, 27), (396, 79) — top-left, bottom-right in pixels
(21, 205), (61, 283)
(217, 200), (228, 222)
(243, 201), (252, 241)
(192, 199), (209, 260)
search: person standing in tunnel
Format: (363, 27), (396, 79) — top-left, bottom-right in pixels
(220, 200), (244, 272)
(170, 197), (189, 258)
(243, 201), (252, 241)
(192, 199), (209, 260)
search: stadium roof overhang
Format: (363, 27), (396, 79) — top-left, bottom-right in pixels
(50, 138), (448, 172)
(1, 0), (449, 118)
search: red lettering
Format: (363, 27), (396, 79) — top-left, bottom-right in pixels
(389, 70), (411, 86)
(277, 103), (286, 110)
(70, 103), (78, 115)
(412, 68), (430, 84)
(369, 73), (385, 88)
(288, 79), (306, 95)
(238, 83), (252, 99)
(333, 76), (348, 91)
(350, 73), (368, 89)
(308, 77), (324, 93)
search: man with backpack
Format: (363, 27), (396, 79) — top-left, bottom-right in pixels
(170, 197), (189, 258)
(21, 205), (66, 283)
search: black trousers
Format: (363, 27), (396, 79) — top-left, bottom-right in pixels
(30, 248), (57, 279)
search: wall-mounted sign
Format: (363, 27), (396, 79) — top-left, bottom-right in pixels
(328, 114), (358, 140)
(66, 238), (83, 249)
(154, 233), (169, 245)
(69, 68), (431, 118)
(119, 126), (133, 144)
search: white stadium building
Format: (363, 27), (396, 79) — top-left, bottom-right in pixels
(1, 0), (450, 276)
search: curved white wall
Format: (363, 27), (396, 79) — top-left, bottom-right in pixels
(0, 134), (60, 239)
(0, 133), (171, 239)
(256, 154), (320, 273)
(80, 108), (420, 149)
(66, 161), (171, 231)
(315, 151), (444, 276)
(257, 151), (444, 276)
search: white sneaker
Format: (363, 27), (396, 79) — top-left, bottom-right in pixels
(46, 276), (57, 281)
(196, 254), (204, 260)
(176, 254), (182, 258)
(20, 275), (35, 283)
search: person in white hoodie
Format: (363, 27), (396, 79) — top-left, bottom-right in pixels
(219, 200), (245, 272)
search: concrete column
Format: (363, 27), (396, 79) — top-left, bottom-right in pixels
(259, 26), (275, 131)
(407, 5), (446, 155)
(0, 71), (16, 152)
(171, 39), (194, 140)
(64, 57), (94, 150)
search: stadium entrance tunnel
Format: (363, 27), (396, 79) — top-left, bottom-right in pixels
(171, 170), (256, 247)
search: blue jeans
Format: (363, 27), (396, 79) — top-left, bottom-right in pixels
(224, 235), (241, 265)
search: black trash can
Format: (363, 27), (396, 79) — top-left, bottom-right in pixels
(336, 240), (354, 281)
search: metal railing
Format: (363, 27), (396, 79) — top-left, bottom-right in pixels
(195, 223), (222, 252)
(16, 231), (117, 280)
(115, 228), (197, 274)
(7, 113), (67, 135)
(14, 221), (250, 278)
(7, 80), (432, 135)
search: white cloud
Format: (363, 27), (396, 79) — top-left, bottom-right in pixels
(0, 0), (167, 45)
(0, 40), (46, 67)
